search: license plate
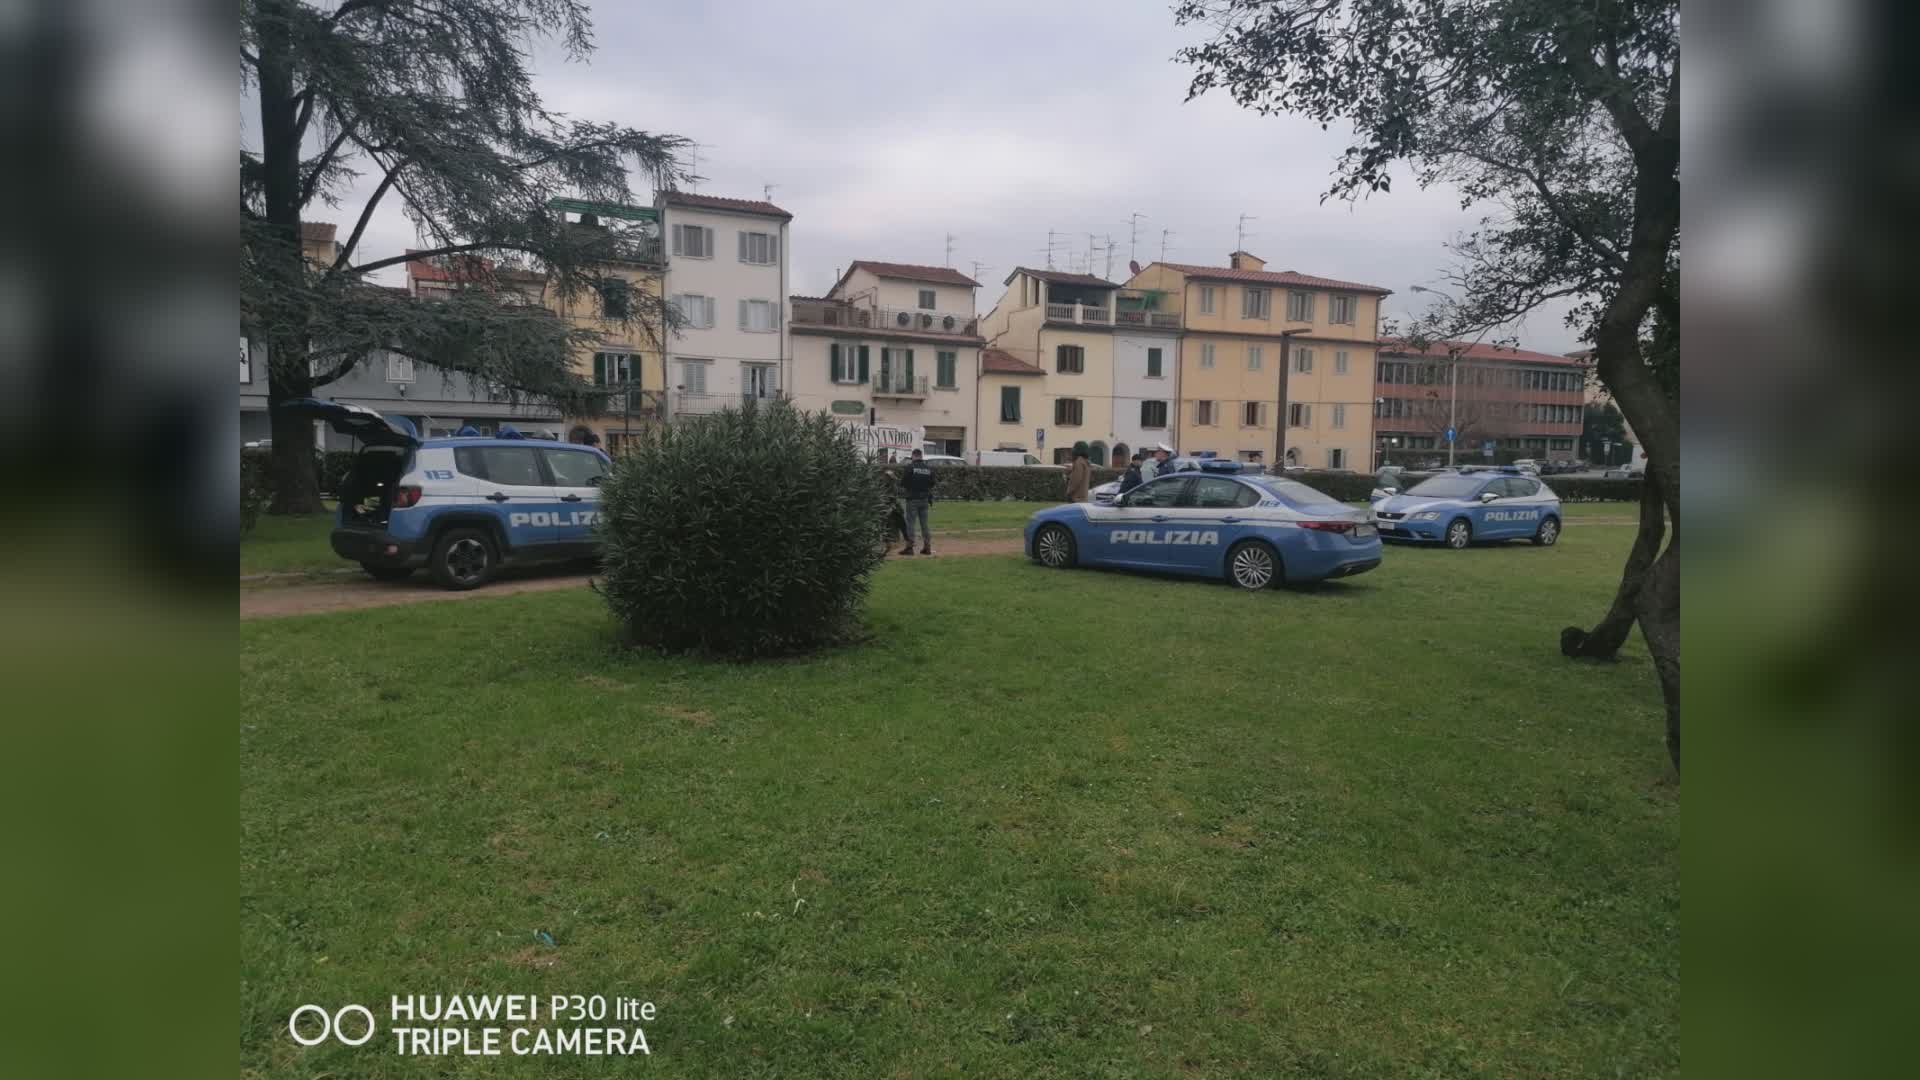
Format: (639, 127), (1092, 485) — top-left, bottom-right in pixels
(1354, 523), (1377, 538)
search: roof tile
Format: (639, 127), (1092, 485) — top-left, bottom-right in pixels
(1157, 261), (1393, 295)
(839, 260), (979, 289)
(1379, 338), (1584, 365)
(660, 190), (792, 219)
(981, 348), (1045, 376)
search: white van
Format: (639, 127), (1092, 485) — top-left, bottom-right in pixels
(968, 449), (1045, 467)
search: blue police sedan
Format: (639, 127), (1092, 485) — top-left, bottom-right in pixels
(1024, 472), (1382, 590)
(1370, 468), (1562, 549)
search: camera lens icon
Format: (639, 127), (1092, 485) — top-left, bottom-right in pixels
(289, 1004), (376, 1046)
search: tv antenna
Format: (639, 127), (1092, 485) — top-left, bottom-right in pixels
(1236, 213), (1258, 253)
(969, 260), (991, 282)
(763, 183), (778, 202)
(944, 232), (956, 267)
(1160, 228), (1174, 262)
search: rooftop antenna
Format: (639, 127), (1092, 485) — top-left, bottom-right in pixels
(1104, 232), (1116, 280)
(763, 183), (778, 202)
(969, 259), (990, 282)
(1236, 213), (1258, 255)
(1128, 212), (1146, 265)
(944, 232), (955, 267)
(1045, 229), (1061, 270)
(1161, 228), (1173, 263)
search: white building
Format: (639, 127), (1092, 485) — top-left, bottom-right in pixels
(787, 261), (985, 454)
(1108, 327), (1180, 467)
(657, 191), (792, 418)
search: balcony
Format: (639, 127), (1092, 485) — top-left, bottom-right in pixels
(872, 372), (929, 398)
(790, 298), (978, 337)
(1044, 301), (1113, 326)
(1115, 309), (1181, 329)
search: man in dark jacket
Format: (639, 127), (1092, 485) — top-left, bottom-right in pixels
(1118, 453), (1144, 495)
(899, 449), (937, 556)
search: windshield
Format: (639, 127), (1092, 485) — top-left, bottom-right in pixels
(1405, 475), (1483, 498)
(1249, 477), (1345, 510)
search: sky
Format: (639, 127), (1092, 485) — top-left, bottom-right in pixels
(299, 0), (1583, 354)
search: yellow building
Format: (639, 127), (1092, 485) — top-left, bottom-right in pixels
(1123, 253), (1389, 470)
(543, 200), (669, 452)
(977, 268), (1123, 463)
(977, 348), (1048, 453)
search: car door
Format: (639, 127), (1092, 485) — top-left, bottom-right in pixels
(457, 444), (561, 552)
(1500, 476), (1548, 536)
(541, 446), (608, 553)
(1082, 476), (1193, 568)
(1475, 477), (1528, 539)
(1159, 476), (1254, 573)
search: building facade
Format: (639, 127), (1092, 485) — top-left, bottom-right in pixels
(1122, 252), (1388, 470)
(978, 268), (1126, 464)
(656, 191), (792, 420)
(787, 260), (985, 452)
(977, 348), (1048, 453)
(539, 199), (669, 451)
(1374, 339), (1587, 465)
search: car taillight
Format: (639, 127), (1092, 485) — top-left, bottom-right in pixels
(393, 485), (423, 508)
(1299, 520), (1355, 533)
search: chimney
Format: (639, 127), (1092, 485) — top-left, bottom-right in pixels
(1229, 250), (1265, 271)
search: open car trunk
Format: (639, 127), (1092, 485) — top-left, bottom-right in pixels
(338, 446), (410, 528)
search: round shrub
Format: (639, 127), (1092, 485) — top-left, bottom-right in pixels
(595, 402), (894, 658)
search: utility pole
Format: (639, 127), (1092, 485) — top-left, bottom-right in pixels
(1128, 212), (1145, 264)
(944, 232), (955, 266)
(1236, 213), (1257, 253)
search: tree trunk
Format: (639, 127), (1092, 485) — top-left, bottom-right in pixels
(1633, 534), (1681, 773)
(267, 360), (324, 514)
(1562, 469), (1665, 658)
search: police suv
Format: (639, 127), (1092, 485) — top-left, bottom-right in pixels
(1370, 467), (1561, 549)
(282, 400), (610, 589)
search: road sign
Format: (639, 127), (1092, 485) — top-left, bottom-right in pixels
(1444, 426), (1457, 443)
(1036, 427), (1045, 448)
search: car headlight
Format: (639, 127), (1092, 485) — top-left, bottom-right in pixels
(1411, 511), (1441, 520)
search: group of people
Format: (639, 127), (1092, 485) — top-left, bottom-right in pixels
(1062, 441), (1177, 502)
(892, 440), (1182, 556)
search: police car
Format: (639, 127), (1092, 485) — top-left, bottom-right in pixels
(1370, 467), (1562, 549)
(1024, 471), (1381, 590)
(280, 400), (610, 589)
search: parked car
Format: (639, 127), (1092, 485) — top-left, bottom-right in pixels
(921, 454), (967, 467)
(968, 449), (1045, 467)
(1026, 472), (1381, 590)
(278, 399), (610, 589)
(1370, 469), (1562, 549)
(1512, 458), (1541, 475)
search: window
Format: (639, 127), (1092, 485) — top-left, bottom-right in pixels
(1140, 400), (1168, 428)
(1289, 403), (1312, 428)
(738, 230), (778, 265)
(1287, 291), (1315, 321)
(936, 350), (957, 389)
(1054, 397), (1083, 425)
(1124, 476), (1187, 508)
(1198, 285), (1216, 314)
(1328, 448), (1346, 469)
(1247, 345), (1263, 371)
(1294, 347), (1314, 374)
(1195, 400), (1217, 426)
(1146, 347), (1163, 377)
(1000, 385), (1021, 422)
(739, 299), (778, 332)
(673, 293), (715, 328)
(592, 351), (635, 385)
(1330, 294), (1356, 324)
(1334, 349), (1349, 375)
(385, 354), (415, 383)
(679, 360), (709, 395)
(1332, 403), (1346, 429)
(1200, 342), (1216, 368)
(598, 278), (633, 318)
(918, 288), (937, 310)
(477, 446), (544, 486)
(1186, 477), (1258, 509)
(1055, 344), (1085, 373)
(879, 347), (915, 390)
(829, 343), (868, 384)
(1242, 401), (1268, 427)
(543, 448), (606, 488)
(1242, 287), (1272, 319)
(672, 224), (713, 258)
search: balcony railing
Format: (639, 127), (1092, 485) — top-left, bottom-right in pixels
(1116, 309), (1181, 329)
(872, 373), (929, 398)
(1045, 301), (1116, 326)
(790, 298), (977, 336)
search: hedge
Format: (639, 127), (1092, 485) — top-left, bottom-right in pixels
(241, 448), (355, 500)
(876, 464), (1121, 502)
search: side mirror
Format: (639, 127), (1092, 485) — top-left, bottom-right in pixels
(1479, 491), (1499, 502)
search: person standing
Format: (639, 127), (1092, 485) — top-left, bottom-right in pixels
(1066, 446), (1092, 503)
(1144, 443), (1172, 482)
(899, 449), (937, 556)
(1119, 453), (1144, 495)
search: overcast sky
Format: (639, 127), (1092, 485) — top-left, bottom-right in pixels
(308, 0), (1581, 354)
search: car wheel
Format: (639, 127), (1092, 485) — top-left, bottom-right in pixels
(1033, 524), (1077, 569)
(431, 527), (495, 590)
(1445, 518), (1473, 550)
(361, 563), (414, 582)
(1532, 516), (1561, 547)
(1226, 540), (1279, 590)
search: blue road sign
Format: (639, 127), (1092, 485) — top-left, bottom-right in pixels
(1444, 426), (1457, 443)
(1036, 427), (1045, 448)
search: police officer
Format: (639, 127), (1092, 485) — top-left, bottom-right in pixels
(1118, 453), (1145, 495)
(899, 449), (937, 556)
(1143, 443), (1173, 482)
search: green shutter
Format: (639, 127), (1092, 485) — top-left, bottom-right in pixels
(904, 349), (914, 385)
(830, 344), (842, 382)
(858, 345), (870, 383)
(593, 353), (606, 385)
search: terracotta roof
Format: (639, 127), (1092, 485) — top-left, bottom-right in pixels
(406, 250), (545, 285)
(1379, 338), (1583, 365)
(981, 348), (1044, 376)
(837, 260), (979, 290)
(1156, 261), (1392, 295)
(1005, 266), (1117, 288)
(791, 322), (984, 346)
(300, 222), (337, 242)
(660, 190), (792, 219)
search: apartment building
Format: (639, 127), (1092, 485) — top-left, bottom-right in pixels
(1122, 252), (1388, 470)
(539, 199), (669, 450)
(978, 348), (1047, 453)
(1374, 339), (1586, 464)
(657, 191), (791, 419)
(977, 268), (1124, 464)
(787, 260), (985, 453)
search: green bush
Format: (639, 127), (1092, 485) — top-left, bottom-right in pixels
(239, 448), (354, 501)
(596, 402), (894, 658)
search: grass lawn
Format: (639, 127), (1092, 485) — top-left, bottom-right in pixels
(241, 521), (1676, 1077)
(239, 505), (337, 576)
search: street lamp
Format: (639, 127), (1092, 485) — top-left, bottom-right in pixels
(1409, 285), (1463, 468)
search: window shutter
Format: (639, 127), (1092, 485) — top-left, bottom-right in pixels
(770, 235), (779, 265)
(672, 226), (683, 256)
(738, 299), (748, 329)
(738, 230), (748, 262)
(858, 345), (870, 383)
(830, 344), (843, 382)
(702, 297), (714, 327)
(593, 353), (606, 385)
(904, 349), (914, 384)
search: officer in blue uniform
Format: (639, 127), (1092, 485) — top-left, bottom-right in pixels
(898, 450), (937, 556)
